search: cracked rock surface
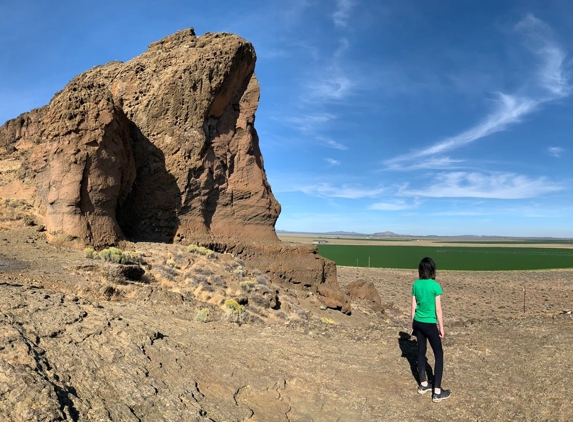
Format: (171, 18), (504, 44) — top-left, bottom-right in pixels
(1, 227), (573, 421)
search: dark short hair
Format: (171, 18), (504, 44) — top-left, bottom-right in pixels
(418, 257), (436, 279)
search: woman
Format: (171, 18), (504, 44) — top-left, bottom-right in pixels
(411, 257), (451, 403)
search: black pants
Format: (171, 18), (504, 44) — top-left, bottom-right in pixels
(413, 319), (444, 389)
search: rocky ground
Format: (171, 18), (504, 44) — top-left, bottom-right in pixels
(0, 224), (572, 421)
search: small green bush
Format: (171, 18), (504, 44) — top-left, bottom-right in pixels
(224, 299), (244, 312)
(222, 299), (249, 324)
(84, 247), (96, 259)
(195, 308), (210, 323)
(188, 244), (216, 259)
(109, 247), (123, 263)
(232, 267), (245, 279)
(239, 280), (256, 293)
(98, 248), (112, 261)
(321, 317), (336, 325)
(89, 247), (143, 265)
(121, 251), (143, 265)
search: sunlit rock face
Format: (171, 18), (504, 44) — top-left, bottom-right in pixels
(0, 28), (280, 247)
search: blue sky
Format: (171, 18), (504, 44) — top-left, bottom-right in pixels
(1, 1), (572, 237)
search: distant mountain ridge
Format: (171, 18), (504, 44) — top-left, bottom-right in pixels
(276, 230), (569, 239)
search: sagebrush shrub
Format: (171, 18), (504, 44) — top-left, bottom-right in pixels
(188, 244), (216, 259)
(250, 293), (270, 308)
(256, 275), (269, 285)
(195, 308), (210, 322)
(209, 275), (226, 287)
(92, 247), (142, 265)
(239, 280), (256, 293)
(84, 247), (96, 259)
(222, 299), (249, 324)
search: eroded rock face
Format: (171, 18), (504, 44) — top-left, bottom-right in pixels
(0, 28), (347, 304)
(0, 28), (280, 246)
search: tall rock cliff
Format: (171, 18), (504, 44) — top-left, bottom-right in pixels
(0, 28), (280, 246)
(0, 28), (348, 311)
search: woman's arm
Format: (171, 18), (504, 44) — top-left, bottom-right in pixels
(435, 295), (444, 338)
(411, 295), (417, 324)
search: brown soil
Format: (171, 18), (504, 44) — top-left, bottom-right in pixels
(1, 224), (572, 421)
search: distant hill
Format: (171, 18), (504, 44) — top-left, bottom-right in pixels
(276, 230), (571, 240)
(371, 231), (410, 237)
(276, 230), (369, 236)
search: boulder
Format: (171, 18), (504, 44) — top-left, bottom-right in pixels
(346, 279), (383, 313)
(317, 284), (352, 315)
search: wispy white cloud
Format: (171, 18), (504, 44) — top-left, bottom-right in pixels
(516, 14), (570, 97)
(279, 113), (337, 132)
(386, 156), (464, 171)
(401, 172), (564, 199)
(279, 0), (313, 26)
(317, 136), (349, 150)
(386, 93), (538, 168)
(333, 37), (349, 59)
(325, 158), (341, 166)
(369, 199), (420, 211)
(300, 182), (386, 199)
(385, 14), (570, 171)
(332, 0), (356, 28)
(302, 39), (354, 103)
(432, 210), (489, 217)
(304, 69), (353, 102)
(547, 146), (564, 157)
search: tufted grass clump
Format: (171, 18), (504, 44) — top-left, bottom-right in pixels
(155, 264), (179, 281)
(195, 308), (210, 323)
(188, 244), (216, 259)
(222, 299), (248, 325)
(321, 317), (336, 325)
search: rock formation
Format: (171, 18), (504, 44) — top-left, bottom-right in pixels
(0, 28), (279, 246)
(0, 28), (349, 310)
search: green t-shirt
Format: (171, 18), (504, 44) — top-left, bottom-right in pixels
(412, 278), (443, 323)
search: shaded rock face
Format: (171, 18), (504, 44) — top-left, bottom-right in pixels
(0, 28), (280, 246)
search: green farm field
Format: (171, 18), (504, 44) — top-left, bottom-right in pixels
(317, 244), (573, 270)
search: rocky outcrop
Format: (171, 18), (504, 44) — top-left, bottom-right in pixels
(346, 279), (383, 313)
(0, 28), (279, 246)
(0, 28), (348, 305)
(208, 240), (349, 312)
